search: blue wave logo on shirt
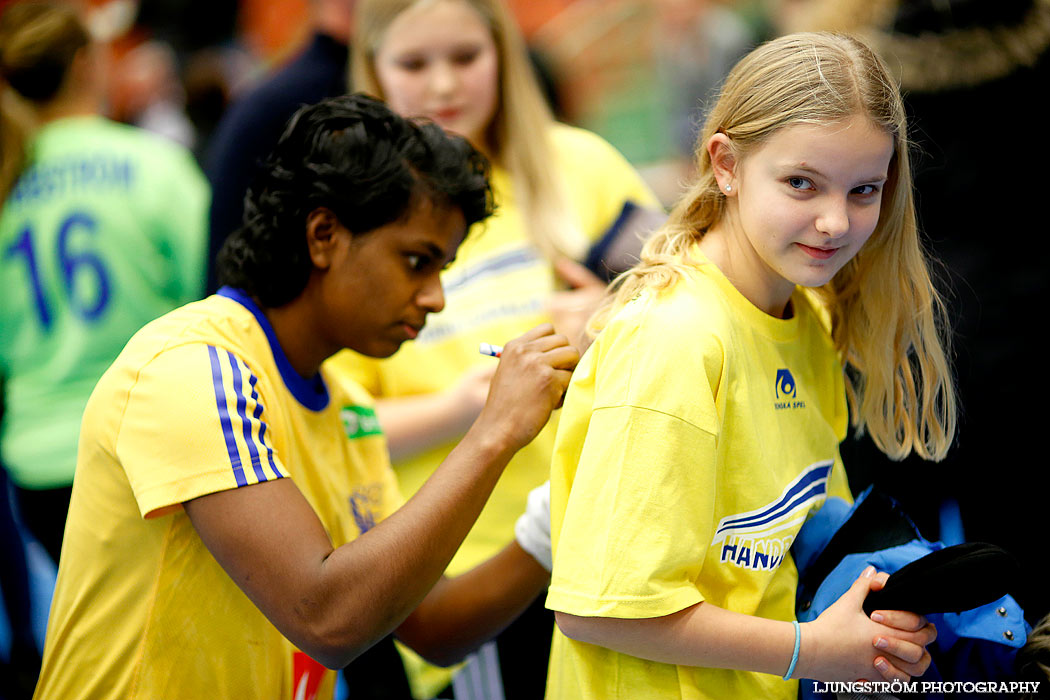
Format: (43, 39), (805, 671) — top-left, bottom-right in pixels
(713, 461), (833, 571)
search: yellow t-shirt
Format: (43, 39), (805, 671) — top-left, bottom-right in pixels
(327, 124), (660, 577)
(34, 288), (402, 700)
(544, 254), (852, 700)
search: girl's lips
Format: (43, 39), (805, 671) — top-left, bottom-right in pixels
(403, 323), (420, 340)
(433, 108), (461, 121)
(797, 243), (839, 260)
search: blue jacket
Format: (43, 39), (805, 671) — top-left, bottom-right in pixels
(792, 488), (1029, 699)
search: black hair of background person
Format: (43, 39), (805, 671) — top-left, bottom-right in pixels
(838, 0), (1050, 627)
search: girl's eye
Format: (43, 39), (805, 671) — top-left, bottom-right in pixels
(451, 49), (479, 66)
(406, 254), (427, 271)
(396, 57), (426, 72)
(788, 177), (814, 191)
(852, 184), (880, 196)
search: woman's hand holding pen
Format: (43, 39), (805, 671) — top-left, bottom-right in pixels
(472, 324), (579, 452)
(797, 566), (936, 682)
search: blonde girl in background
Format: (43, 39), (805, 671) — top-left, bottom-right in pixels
(545, 32), (955, 699)
(331, 0), (662, 697)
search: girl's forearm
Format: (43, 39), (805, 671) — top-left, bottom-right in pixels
(553, 570), (935, 683)
(555, 602), (799, 677)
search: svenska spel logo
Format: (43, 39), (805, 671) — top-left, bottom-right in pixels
(341, 404), (382, 440)
(774, 369), (805, 410)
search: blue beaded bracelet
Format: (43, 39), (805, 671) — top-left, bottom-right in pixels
(783, 620), (801, 681)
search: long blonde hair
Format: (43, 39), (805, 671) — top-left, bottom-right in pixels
(0, 1), (89, 199)
(350, 0), (586, 261)
(595, 32), (956, 462)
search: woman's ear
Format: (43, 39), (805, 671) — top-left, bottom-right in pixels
(305, 208), (344, 269)
(707, 133), (737, 195)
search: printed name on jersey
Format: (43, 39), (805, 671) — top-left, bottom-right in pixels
(340, 404), (382, 440)
(9, 156), (134, 206)
(774, 368), (806, 410)
(713, 461), (833, 571)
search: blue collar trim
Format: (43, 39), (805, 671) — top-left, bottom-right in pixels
(217, 287), (330, 411)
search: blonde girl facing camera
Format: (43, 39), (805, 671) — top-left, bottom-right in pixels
(331, 1), (661, 696)
(545, 32), (956, 699)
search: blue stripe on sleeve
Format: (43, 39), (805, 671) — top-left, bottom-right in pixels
(247, 371), (282, 481)
(208, 345), (247, 487)
(225, 350), (269, 483)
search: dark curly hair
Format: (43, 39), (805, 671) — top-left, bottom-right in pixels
(216, 94), (493, 307)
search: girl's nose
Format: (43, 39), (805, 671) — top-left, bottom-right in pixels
(816, 197), (850, 237)
(428, 61), (457, 97)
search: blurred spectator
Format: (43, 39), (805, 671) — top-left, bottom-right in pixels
(651, 0), (754, 163)
(134, 0), (238, 55)
(0, 461), (38, 699)
(0, 0), (208, 569)
(108, 38), (196, 147)
(180, 47), (240, 160)
(203, 0), (356, 294)
(532, 0), (756, 206)
(87, 0), (251, 160)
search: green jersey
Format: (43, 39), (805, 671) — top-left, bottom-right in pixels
(0, 116), (208, 489)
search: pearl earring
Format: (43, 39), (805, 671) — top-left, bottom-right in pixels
(725, 185), (732, 192)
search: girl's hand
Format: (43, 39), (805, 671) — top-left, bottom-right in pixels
(865, 572), (937, 681)
(798, 566), (936, 682)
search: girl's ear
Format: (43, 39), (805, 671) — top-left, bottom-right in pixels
(707, 132), (737, 194)
(305, 207), (343, 269)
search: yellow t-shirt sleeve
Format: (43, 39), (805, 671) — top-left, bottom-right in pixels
(116, 343), (290, 519)
(548, 291), (725, 619)
(548, 404), (717, 618)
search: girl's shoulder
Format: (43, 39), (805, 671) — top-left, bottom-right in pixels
(601, 269), (735, 353)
